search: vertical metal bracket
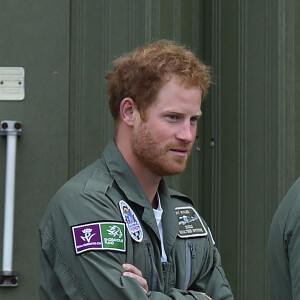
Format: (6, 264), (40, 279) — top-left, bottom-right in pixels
(0, 120), (22, 287)
(0, 271), (18, 287)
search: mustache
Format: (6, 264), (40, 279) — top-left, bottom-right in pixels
(166, 143), (193, 150)
(165, 145), (193, 156)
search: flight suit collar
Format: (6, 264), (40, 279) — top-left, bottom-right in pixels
(158, 182), (179, 257)
(103, 139), (160, 239)
(103, 139), (151, 209)
(103, 140), (180, 253)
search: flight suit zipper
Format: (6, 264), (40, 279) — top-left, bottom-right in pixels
(162, 262), (168, 292)
(162, 262), (168, 283)
(184, 241), (195, 290)
(146, 241), (158, 291)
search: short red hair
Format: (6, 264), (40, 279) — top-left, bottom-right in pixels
(106, 40), (211, 121)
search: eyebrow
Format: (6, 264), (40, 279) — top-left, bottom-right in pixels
(163, 110), (202, 117)
(195, 111), (203, 117)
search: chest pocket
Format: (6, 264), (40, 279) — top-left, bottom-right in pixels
(131, 239), (159, 291)
(184, 240), (196, 289)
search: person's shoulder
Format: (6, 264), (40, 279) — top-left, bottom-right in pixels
(284, 177), (300, 218)
(290, 177), (300, 197)
(40, 159), (120, 231)
(168, 188), (194, 206)
(41, 161), (111, 215)
(277, 177), (300, 213)
(270, 177), (300, 232)
(54, 159), (104, 198)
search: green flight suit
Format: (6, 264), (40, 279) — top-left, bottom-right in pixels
(39, 139), (233, 300)
(268, 177), (300, 300)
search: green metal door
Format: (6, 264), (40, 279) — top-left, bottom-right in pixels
(203, 1), (299, 299)
(0, 0), (70, 299)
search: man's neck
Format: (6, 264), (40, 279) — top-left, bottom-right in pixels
(125, 158), (161, 208)
(138, 176), (160, 209)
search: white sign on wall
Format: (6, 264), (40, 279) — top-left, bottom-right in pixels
(0, 67), (25, 101)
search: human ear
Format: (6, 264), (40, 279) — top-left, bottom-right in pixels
(119, 97), (138, 126)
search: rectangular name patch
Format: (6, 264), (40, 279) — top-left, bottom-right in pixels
(175, 206), (208, 238)
(71, 221), (126, 255)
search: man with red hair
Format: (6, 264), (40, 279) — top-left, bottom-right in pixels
(39, 40), (233, 300)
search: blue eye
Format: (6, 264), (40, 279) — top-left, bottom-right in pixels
(190, 117), (199, 125)
(167, 115), (179, 122)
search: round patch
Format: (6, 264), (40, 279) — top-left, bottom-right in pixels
(119, 200), (143, 243)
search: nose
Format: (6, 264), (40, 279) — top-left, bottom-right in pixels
(176, 121), (195, 143)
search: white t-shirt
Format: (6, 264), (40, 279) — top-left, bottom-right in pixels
(153, 194), (167, 262)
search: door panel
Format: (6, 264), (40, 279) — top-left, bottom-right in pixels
(0, 1), (70, 299)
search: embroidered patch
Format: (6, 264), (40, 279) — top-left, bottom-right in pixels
(119, 200), (143, 243)
(175, 206), (208, 238)
(71, 221), (126, 254)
